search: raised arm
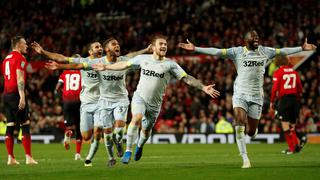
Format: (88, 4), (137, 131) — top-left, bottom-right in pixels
(125, 44), (152, 58)
(92, 61), (129, 71)
(182, 75), (220, 98)
(178, 39), (225, 56)
(16, 69), (26, 110)
(31, 41), (69, 62)
(279, 38), (317, 55)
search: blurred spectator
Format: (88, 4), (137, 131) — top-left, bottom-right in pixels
(215, 114), (234, 134)
(0, 0), (319, 135)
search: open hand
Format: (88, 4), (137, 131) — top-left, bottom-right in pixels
(45, 60), (60, 70)
(202, 84), (220, 98)
(31, 41), (44, 54)
(302, 38), (317, 51)
(178, 39), (195, 51)
(146, 44), (153, 53)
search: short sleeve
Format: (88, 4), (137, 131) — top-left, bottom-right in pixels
(58, 72), (65, 83)
(16, 55), (27, 71)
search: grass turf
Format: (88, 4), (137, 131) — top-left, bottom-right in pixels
(0, 143), (319, 180)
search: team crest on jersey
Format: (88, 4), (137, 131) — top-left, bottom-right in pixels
(21, 61), (25, 68)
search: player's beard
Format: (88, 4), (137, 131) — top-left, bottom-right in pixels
(110, 50), (120, 57)
(95, 51), (103, 58)
(158, 48), (166, 58)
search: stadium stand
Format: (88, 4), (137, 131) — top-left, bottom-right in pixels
(0, 0), (319, 136)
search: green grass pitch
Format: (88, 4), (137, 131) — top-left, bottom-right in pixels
(0, 143), (319, 180)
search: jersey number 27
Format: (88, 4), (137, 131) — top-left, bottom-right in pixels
(283, 74), (296, 89)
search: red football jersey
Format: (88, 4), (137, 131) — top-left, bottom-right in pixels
(58, 70), (82, 102)
(2, 51), (27, 94)
(270, 65), (302, 103)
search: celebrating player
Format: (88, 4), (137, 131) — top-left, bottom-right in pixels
(56, 69), (83, 160)
(43, 38), (151, 167)
(2, 36), (38, 165)
(92, 35), (220, 164)
(178, 30), (316, 168)
(270, 55), (307, 154)
(32, 41), (104, 166)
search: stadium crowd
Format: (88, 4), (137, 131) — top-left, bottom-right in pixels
(0, 0), (319, 136)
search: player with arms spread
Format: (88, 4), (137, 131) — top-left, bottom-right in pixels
(56, 69), (83, 160)
(32, 41), (104, 166)
(178, 30), (316, 168)
(2, 36), (38, 165)
(270, 55), (306, 154)
(93, 35), (220, 164)
(43, 38), (151, 167)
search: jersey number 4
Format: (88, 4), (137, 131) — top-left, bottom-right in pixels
(283, 74), (296, 89)
(65, 74), (80, 91)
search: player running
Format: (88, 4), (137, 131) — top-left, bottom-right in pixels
(56, 69), (83, 160)
(178, 30), (316, 168)
(44, 38), (151, 167)
(92, 35), (220, 165)
(32, 41), (103, 165)
(2, 36), (38, 165)
(270, 55), (307, 154)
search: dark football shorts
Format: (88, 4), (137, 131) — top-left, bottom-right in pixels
(63, 101), (81, 126)
(3, 93), (29, 124)
(277, 94), (300, 123)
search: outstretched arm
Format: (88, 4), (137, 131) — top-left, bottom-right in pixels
(178, 39), (225, 56)
(279, 38), (317, 55)
(92, 61), (129, 71)
(31, 41), (69, 62)
(182, 75), (220, 98)
(45, 60), (85, 70)
(125, 44), (152, 58)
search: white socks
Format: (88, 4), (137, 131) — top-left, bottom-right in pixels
(137, 130), (150, 148)
(126, 124), (139, 152)
(114, 127), (124, 143)
(235, 126), (249, 161)
(104, 133), (114, 160)
(86, 138), (100, 161)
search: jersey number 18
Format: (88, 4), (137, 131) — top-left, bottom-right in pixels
(65, 74), (80, 91)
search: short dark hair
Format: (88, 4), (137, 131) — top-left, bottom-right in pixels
(274, 55), (289, 66)
(151, 34), (167, 45)
(103, 37), (117, 49)
(11, 36), (24, 49)
(87, 40), (100, 50)
(244, 30), (258, 40)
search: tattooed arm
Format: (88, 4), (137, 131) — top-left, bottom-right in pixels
(16, 69), (26, 110)
(182, 75), (220, 98)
